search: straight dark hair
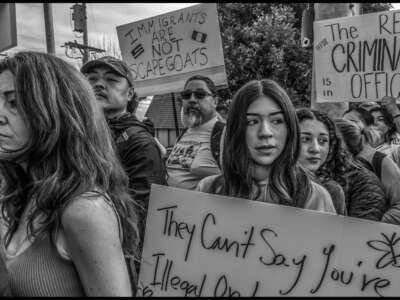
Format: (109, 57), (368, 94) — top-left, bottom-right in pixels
(218, 79), (311, 207)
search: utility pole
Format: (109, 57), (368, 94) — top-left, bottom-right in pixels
(82, 3), (89, 64)
(43, 3), (55, 54)
(311, 3), (360, 119)
(67, 3), (104, 65)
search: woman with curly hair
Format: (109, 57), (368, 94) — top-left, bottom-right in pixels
(0, 52), (140, 296)
(296, 108), (347, 215)
(197, 79), (336, 213)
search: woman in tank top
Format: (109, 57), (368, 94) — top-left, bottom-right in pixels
(197, 79), (336, 213)
(0, 52), (141, 296)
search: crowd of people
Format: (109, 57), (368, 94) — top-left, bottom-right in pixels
(0, 51), (400, 296)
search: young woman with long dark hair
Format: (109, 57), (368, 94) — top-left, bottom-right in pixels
(197, 79), (336, 212)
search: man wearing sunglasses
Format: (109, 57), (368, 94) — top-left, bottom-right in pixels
(166, 75), (225, 190)
(81, 56), (167, 267)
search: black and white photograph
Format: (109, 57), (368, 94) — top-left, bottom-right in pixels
(1, 2), (400, 297)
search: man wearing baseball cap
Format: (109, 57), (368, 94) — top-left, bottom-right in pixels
(81, 56), (167, 276)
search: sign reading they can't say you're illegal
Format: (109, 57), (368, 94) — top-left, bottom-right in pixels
(137, 184), (400, 297)
(116, 3), (228, 97)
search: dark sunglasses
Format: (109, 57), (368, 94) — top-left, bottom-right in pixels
(180, 90), (213, 100)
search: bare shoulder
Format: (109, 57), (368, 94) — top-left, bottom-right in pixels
(61, 192), (118, 232)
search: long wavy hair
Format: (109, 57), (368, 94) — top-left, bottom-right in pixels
(216, 79), (311, 207)
(296, 108), (352, 189)
(0, 52), (140, 261)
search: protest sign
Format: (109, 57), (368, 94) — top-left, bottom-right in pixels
(0, 3), (17, 53)
(116, 3), (228, 97)
(314, 9), (400, 102)
(138, 184), (400, 296)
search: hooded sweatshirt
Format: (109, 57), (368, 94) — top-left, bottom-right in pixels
(107, 112), (167, 237)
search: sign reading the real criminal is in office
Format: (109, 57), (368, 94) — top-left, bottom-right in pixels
(116, 3), (228, 97)
(314, 9), (400, 102)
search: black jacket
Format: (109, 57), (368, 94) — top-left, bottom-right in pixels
(108, 113), (167, 229)
(345, 166), (386, 222)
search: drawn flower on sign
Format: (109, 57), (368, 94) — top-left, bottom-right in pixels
(366, 232), (400, 269)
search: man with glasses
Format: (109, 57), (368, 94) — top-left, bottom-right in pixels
(166, 75), (225, 190)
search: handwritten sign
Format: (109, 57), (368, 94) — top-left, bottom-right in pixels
(314, 9), (400, 102)
(138, 184), (400, 296)
(116, 3), (228, 97)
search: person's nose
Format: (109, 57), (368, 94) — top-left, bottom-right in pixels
(258, 120), (273, 138)
(0, 101), (8, 125)
(93, 77), (105, 89)
(187, 93), (198, 105)
(309, 139), (320, 153)
(0, 115), (7, 125)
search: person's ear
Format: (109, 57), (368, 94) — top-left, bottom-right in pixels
(213, 96), (219, 108)
(127, 87), (135, 101)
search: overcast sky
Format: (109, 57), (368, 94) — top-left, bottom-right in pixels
(7, 3), (400, 66)
(6, 3), (196, 68)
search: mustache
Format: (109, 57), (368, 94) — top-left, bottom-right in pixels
(181, 108), (203, 128)
(184, 105), (200, 114)
(94, 88), (107, 98)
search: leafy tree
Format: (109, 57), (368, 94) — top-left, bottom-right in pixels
(218, 3), (312, 106)
(218, 3), (392, 107)
(361, 3), (392, 14)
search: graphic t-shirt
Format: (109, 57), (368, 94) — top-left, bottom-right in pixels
(167, 117), (221, 190)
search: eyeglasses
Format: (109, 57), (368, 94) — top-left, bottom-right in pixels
(180, 90), (213, 100)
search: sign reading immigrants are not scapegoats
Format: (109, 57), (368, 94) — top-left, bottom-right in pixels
(314, 9), (400, 103)
(138, 184), (400, 297)
(116, 3), (228, 97)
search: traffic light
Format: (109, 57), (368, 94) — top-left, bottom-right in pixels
(71, 3), (85, 33)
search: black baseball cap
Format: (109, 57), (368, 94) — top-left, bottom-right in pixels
(81, 56), (134, 87)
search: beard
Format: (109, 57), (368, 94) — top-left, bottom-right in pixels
(181, 107), (203, 128)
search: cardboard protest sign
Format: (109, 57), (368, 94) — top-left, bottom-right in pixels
(116, 3), (228, 97)
(314, 9), (400, 102)
(138, 184), (400, 296)
(0, 3), (17, 53)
